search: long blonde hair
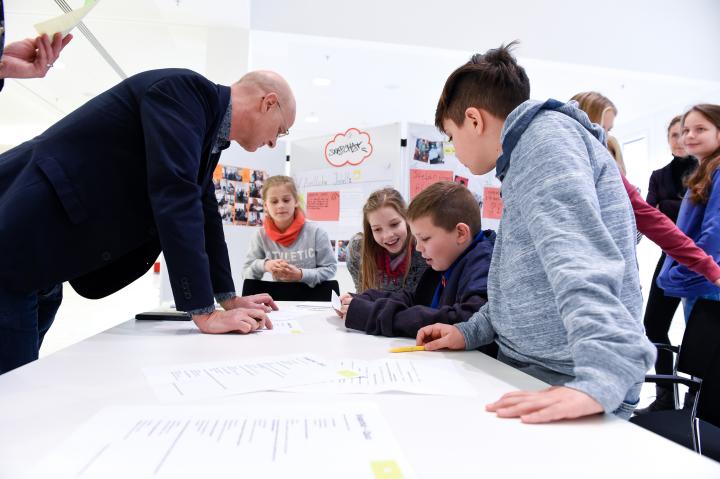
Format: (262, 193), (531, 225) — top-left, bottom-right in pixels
(571, 91), (617, 127)
(571, 91), (625, 174)
(359, 188), (412, 292)
(606, 136), (626, 175)
(683, 104), (720, 204)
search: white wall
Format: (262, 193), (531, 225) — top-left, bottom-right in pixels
(251, 0), (720, 81)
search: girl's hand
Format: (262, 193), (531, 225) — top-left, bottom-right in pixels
(282, 264), (303, 281)
(264, 259), (287, 273)
(273, 264), (302, 282)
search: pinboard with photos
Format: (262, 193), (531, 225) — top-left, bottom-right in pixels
(405, 122), (502, 232)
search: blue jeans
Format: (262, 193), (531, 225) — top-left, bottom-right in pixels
(682, 293), (720, 323)
(0, 284), (63, 374)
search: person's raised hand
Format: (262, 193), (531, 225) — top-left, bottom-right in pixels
(0, 33), (72, 79)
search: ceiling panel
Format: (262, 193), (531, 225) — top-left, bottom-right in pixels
(2, 1), (719, 148)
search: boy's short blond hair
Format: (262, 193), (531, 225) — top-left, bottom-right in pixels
(407, 181), (481, 236)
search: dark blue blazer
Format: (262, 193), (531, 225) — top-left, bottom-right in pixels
(0, 68), (234, 311)
(1, 0), (5, 92)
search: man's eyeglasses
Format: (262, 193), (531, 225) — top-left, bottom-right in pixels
(276, 101), (290, 138)
(263, 95), (290, 139)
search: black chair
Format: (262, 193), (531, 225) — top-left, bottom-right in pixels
(241, 279), (339, 302)
(630, 298), (720, 461)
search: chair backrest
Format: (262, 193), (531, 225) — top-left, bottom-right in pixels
(677, 298), (720, 427)
(241, 279), (339, 302)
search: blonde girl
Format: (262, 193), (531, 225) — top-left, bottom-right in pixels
(243, 175), (336, 285)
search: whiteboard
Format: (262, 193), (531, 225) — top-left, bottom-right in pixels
(291, 123), (403, 242)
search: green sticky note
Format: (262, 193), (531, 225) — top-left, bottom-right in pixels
(337, 369), (360, 378)
(371, 460), (404, 479)
(290, 329), (303, 334)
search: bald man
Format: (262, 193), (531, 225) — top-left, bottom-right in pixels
(0, 68), (297, 374)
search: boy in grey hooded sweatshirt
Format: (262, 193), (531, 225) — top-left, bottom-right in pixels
(417, 43), (655, 423)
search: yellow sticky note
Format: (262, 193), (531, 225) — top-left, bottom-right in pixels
(337, 369), (360, 378)
(371, 460), (404, 479)
(290, 329), (303, 334)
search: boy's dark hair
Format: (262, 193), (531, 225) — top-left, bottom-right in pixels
(407, 181), (481, 236)
(435, 41), (530, 133)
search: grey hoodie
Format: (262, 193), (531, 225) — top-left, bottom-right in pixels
(457, 99), (656, 413)
(243, 221), (337, 287)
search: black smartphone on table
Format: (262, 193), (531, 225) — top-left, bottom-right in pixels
(135, 311), (191, 321)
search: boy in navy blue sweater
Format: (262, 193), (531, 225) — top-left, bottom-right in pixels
(338, 182), (495, 340)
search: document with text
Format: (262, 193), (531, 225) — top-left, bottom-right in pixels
(143, 355), (351, 402)
(33, 402), (416, 479)
(283, 358), (477, 396)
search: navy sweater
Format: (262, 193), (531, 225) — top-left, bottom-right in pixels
(344, 230), (495, 338)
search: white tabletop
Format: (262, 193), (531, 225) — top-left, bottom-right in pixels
(1, 301), (718, 478)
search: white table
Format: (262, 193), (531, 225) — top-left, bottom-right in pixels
(1, 301), (718, 478)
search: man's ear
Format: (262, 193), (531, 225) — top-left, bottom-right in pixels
(465, 107), (484, 134)
(262, 92), (279, 112)
(456, 223), (472, 244)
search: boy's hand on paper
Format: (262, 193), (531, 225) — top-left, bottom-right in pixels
(337, 293), (353, 318)
(0, 33), (72, 79)
(222, 294), (278, 313)
(416, 323), (466, 350)
(192, 308), (272, 334)
(486, 386), (603, 423)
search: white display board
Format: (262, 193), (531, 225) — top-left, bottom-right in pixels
(291, 124), (403, 261)
(160, 142), (287, 304)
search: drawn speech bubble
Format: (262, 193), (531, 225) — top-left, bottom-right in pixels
(324, 128), (374, 167)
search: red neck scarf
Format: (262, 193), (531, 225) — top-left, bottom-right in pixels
(375, 239), (412, 281)
(264, 208), (306, 247)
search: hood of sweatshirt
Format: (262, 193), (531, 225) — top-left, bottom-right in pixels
(495, 99), (607, 181)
